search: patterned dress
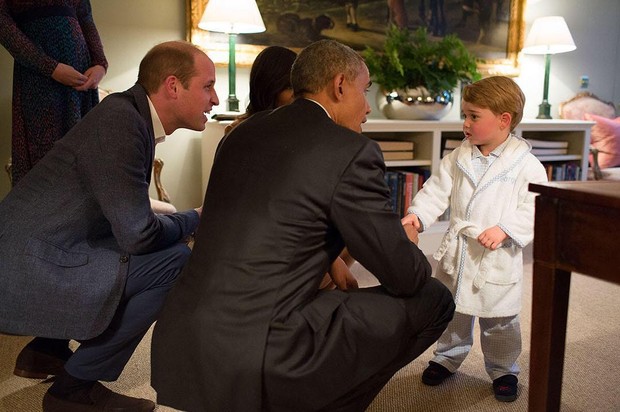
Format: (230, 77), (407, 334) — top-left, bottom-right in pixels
(0, 0), (107, 185)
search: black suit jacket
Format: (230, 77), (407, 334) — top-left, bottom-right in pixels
(152, 99), (431, 411)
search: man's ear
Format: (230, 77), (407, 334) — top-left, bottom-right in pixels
(333, 73), (346, 101)
(163, 75), (179, 98)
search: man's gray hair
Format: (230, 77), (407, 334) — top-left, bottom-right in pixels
(291, 40), (365, 98)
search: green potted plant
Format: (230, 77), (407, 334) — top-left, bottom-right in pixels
(363, 25), (481, 120)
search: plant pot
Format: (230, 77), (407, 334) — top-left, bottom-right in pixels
(377, 87), (453, 120)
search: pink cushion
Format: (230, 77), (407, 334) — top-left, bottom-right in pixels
(585, 113), (620, 169)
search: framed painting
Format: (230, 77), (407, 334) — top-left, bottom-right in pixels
(187, 0), (526, 75)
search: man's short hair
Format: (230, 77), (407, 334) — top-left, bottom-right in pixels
(291, 39), (365, 98)
(462, 76), (525, 131)
(137, 41), (205, 94)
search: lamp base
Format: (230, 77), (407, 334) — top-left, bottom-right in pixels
(536, 101), (552, 119)
(227, 95), (240, 112)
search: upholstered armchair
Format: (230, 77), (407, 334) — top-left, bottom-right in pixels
(559, 92), (620, 180)
(150, 158), (177, 214)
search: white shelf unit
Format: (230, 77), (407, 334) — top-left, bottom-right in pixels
(202, 118), (594, 254)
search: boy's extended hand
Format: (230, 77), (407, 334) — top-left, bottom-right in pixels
(478, 225), (508, 250)
(401, 212), (421, 231)
(401, 214), (420, 245)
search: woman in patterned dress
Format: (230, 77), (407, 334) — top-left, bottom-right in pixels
(0, 0), (107, 185)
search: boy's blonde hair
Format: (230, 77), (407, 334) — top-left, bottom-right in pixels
(462, 76), (525, 131)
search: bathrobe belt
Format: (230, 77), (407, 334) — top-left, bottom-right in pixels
(433, 219), (504, 290)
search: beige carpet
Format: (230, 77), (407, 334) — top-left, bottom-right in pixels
(2, 248), (619, 411)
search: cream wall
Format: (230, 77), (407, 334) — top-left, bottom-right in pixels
(517, 0), (620, 119)
(1, 0), (619, 207)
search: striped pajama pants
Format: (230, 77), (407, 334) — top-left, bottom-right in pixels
(430, 311), (521, 380)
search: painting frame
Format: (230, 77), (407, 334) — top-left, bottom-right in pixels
(186, 0), (526, 76)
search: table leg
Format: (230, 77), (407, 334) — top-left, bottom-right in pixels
(528, 262), (571, 412)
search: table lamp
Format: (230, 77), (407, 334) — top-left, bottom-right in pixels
(521, 16), (576, 119)
(199, 0), (266, 112)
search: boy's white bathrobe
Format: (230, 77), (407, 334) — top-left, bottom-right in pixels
(410, 134), (548, 317)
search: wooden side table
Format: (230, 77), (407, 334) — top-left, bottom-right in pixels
(528, 181), (620, 411)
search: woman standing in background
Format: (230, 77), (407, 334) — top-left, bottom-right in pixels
(0, 0), (107, 185)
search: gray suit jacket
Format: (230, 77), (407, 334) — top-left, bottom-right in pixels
(151, 99), (432, 411)
(0, 84), (199, 340)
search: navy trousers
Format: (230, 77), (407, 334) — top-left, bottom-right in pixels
(64, 242), (191, 381)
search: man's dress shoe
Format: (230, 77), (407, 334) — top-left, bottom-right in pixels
(42, 382), (155, 412)
(14, 344), (72, 379)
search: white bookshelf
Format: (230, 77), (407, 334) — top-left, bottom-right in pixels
(202, 118), (594, 254)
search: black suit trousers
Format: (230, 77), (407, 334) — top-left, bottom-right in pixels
(265, 277), (455, 412)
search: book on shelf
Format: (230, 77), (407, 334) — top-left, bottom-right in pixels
(443, 138), (464, 150)
(541, 161), (581, 181)
(441, 138), (463, 158)
(386, 171), (401, 216)
(383, 151), (415, 160)
(376, 140), (415, 161)
(375, 140), (415, 151)
(531, 147), (569, 155)
(402, 171), (414, 217)
(384, 168), (431, 216)
(526, 138), (569, 149)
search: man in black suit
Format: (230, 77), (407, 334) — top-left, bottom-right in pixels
(151, 39), (455, 412)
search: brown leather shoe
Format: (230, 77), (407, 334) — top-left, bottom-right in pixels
(14, 344), (71, 379)
(42, 382), (155, 411)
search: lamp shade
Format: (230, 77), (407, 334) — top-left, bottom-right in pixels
(522, 16), (576, 55)
(198, 0), (266, 34)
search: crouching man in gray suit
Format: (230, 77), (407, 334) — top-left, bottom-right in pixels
(0, 40), (219, 412)
(151, 39), (455, 412)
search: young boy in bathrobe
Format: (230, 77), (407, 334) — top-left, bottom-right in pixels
(403, 76), (548, 402)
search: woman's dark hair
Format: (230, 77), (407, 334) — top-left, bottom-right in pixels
(246, 46), (297, 115)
